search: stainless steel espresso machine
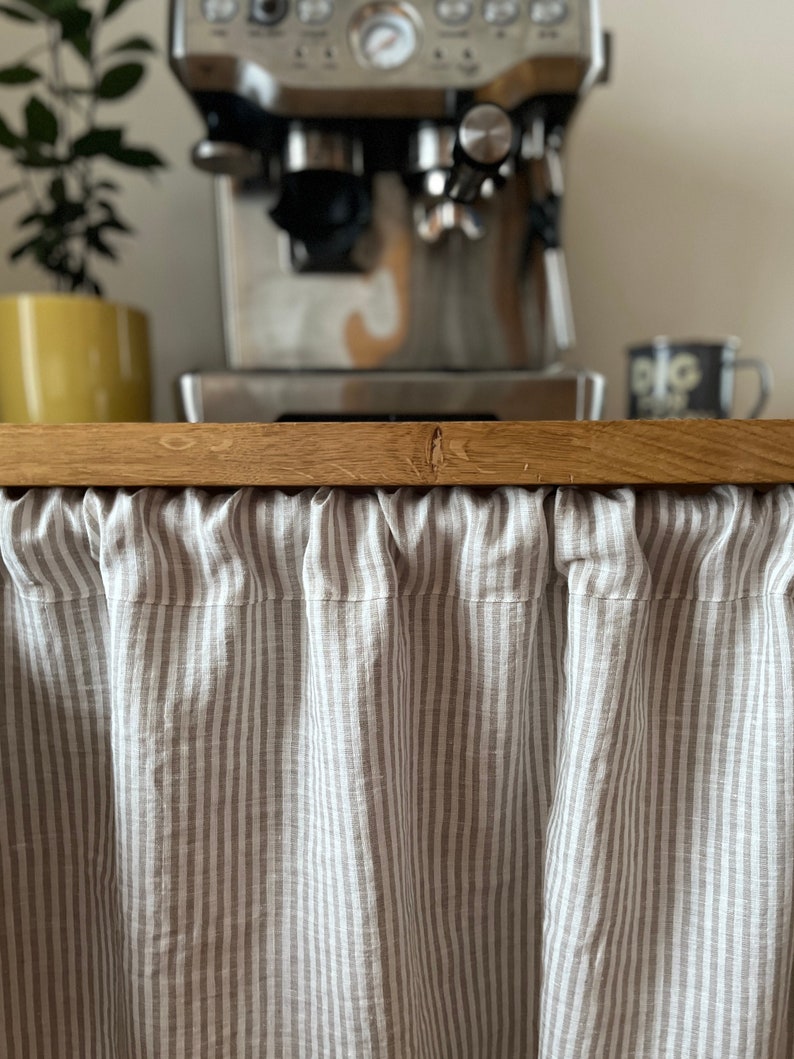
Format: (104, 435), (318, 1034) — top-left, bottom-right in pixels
(170, 0), (608, 421)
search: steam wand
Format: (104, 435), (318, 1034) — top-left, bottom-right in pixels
(526, 129), (577, 352)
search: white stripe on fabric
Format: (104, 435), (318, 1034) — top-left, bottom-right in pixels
(1, 484), (793, 1058)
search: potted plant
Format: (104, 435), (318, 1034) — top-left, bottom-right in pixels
(0, 0), (164, 422)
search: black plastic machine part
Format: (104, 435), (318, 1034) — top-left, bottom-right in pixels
(270, 170), (373, 268)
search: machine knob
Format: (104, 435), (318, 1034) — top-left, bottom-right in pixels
(446, 103), (514, 203)
(458, 103), (513, 167)
(250, 0), (288, 25)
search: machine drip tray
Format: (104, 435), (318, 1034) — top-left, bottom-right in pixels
(178, 369), (606, 424)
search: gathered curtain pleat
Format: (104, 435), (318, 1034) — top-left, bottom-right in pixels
(1, 485), (793, 1058)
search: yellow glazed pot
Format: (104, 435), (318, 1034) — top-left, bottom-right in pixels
(0, 293), (151, 423)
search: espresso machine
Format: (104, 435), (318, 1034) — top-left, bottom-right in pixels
(170, 0), (608, 421)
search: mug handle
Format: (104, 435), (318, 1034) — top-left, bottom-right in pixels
(735, 358), (772, 419)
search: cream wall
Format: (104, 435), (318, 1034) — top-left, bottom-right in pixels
(1, 0), (793, 419)
(568, 0), (794, 418)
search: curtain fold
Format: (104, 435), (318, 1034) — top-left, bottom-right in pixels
(1, 485), (792, 1058)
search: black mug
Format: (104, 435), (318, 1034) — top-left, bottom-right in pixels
(627, 337), (772, 419)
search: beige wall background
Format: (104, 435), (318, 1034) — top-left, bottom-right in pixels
(1, 0), (793, 420)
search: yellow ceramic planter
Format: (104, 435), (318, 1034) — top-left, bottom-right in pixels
(0, 293), (151, 423)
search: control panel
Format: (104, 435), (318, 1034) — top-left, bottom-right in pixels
(197, 0), (577, 31)
(173, 0), (600, 117)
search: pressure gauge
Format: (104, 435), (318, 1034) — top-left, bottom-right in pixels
(350, 4), (421, 71)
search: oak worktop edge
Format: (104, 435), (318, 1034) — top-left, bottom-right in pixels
(0, 420), (792, 487)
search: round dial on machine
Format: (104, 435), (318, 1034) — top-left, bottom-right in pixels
(350, 4), (421, 71)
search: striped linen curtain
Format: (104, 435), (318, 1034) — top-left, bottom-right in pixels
(1, 485), (793, 1059)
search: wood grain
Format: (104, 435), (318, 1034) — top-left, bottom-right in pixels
(0, 420), (792, 488)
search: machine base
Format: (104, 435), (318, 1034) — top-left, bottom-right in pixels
(178, 369), (606, 423)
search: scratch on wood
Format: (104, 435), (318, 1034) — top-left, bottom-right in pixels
(430, 426), (444, 476)
(330, 463), (363, 481)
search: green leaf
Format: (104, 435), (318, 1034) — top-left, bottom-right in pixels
(86, 225), (117, 259)
(0, 5), (38, 20)
(60, 7), (92, 60)
(110, 145), (164, 169)
(16, 147), (64, 168)
(58, 4), (91, 32)
(0, 64), (40, 85)
(93, 195), (134, 233)
(18, 209), (44, 227)
(51, 200), (85, 224)
(96, 62), (144, 100)
(10, 236), (38, 262)
(107, 35), (155, 54)
(71, 126), (123, 156)
(103, 0), (130, 18)
(25, 97), (59, 145)
(96, 203), (132, 233)
(14, 0), (80, 19)
(66, 30), (91, 60)
(33, 236), (59, 266)
(0, 116), (19, 148)
(15, 0), (92, 50)
(24, 0), (80, 13)
(101, 217), (133, 234)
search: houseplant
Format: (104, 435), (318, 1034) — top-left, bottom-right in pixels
(0, 0), (164, 422)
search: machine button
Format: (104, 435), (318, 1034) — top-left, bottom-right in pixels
(435, 0), (472, 25)
(296, 0), (334, 24)
(202, 0), (239, 22)
(529, 0), (568, 25)
(250, 0), (288, 25)
(482, 0), (519, 26)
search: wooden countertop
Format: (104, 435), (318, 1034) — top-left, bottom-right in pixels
(0, 420), (793, 488)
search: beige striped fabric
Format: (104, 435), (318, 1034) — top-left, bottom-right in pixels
(1, 485), (793, 1058)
